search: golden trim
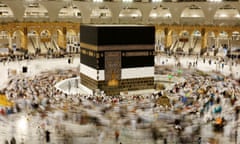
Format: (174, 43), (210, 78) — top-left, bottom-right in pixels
(125, 51), (149, 56)
(80, 42), (154, 51)
(80, 42), (98, 51)
(98, 44), (154, 51)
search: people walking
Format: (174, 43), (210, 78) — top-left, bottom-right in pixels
(10, 137), (16, 144)
(4, 140), (9, 144)
(45, 130), (51, 143)
(115, 130), (120, 143)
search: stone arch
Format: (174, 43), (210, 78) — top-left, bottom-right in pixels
(206, 31), (216, 49)
(23, 2), (49, 21)
(213, 4), (240, 26)
(191, 30), (201, 36)
(180, 4), (205, 25)
(119, 7), (142, 24)
(66, 29), (79, 53)
(58, 2), (82, 22)
(40, 29), (51, 49)
(0, 31), (11, 52)
(217, 31), (230, 53)
(12, 30), (26, 50)
(230, 31), (240, 55)
(218, 30), (229, 38)
(155, 29), (164, 42)
(155, 29), (165, 51)
(27, 30), (39, 36)
(178, 30), (190, 53)
(67, 29), (77, 41)
(179, 30), (189, 37)
(40, 29), (51, 37)
(27, 30), (40, 53)
(90, 6), (112, 23)
(231, 31), (240, 40)
(166, 29), (178, 49)
(66, 29), (77, 44)
(58, 3), (81, 18)
(67, 29), (77, 36)
(189, 30), (202, 54)
(0, 2), (15, 19)
(0, 30), (11, 38)
(148, 5), (172, 24)
(52, 29), (65, 49)
(214, 4), (239, 19)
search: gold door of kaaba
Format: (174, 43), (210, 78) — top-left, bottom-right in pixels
(104, 51), (121, 87)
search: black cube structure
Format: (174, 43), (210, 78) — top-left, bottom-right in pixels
(22, 66), (28, 73)
(80, 24), (155, 95)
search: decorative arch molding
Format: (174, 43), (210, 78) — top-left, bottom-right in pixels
(149, 5), (172, 24)
(214, 4), (240, 19)
(23, 2), (49, 22)
(0, 30), (11, 37)
(0, 1), (15, 22)
(40, 29), (51, 37)
(58, 2), (82, 22)
(67, 29), (77, 35)
(1, 22), (240, 53)
(180, 4), (205, 25)
(189, 30), (202, 36)
(214, 4), (240, 26)
(90, 5), (112, 23)
(0, 1), (239, 25)
(0, 22), (80, 51)
(40, 29), (51, 43)
(119, 7), (142, 23)
(12, 30), (25, 50)
(156, 24), (240, 53)
(27, 29), (39, 35)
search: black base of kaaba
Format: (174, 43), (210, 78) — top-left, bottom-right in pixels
(80, 73), (154, 95)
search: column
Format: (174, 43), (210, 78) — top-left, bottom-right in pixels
(8, 34), (13, 50)
(57, 27), (67, 49)
(36, 36), (39, 49)
(201, 28), (207, 54)
(23, 27), (28, 51)
(215, 32), (219, 49)
(164, 28), (172, 51)
(228, 38), (230, 51)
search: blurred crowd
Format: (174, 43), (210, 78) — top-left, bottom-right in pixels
(0, 54), (240, 144)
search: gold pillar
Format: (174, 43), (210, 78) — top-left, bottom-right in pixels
(22, 27), (28, 51)
(165, 28), (172, 49)
(59, 27), (67, 49)
(201, 28), (207, 52)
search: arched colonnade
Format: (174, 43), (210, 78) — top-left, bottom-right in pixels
(155, 25), (240, 55)
(0, 22), (80, 54)
(0, 22), (240, 55)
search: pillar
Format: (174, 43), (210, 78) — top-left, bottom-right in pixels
(57, 27), (67, 49)
(201, 28), (207, 52)
(23, 27), (28, 51)
(215, 32), (220, 49)
(164, 28), (172, 50)
(8, 33), (13, 50)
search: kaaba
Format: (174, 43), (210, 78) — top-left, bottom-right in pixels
(80, 24), (155, 95)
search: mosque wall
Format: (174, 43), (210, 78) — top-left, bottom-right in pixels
(1, 0), (240, 25)
(0, 22), (240, 52)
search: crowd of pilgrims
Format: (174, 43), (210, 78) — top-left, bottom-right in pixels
(0, 60), (240, 143)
